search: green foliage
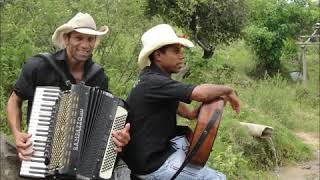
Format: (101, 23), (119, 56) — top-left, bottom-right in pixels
(243, 0), (318, 77)
(146, 0), (248, 56)
(280, 38), (300, 73)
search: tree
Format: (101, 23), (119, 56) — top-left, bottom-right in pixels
(146, 0), (248, 59)
(243, 0), (319, 77)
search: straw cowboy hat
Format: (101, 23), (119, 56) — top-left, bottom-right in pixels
(138, 24), (194, 69)
(52, 12), (109, 49)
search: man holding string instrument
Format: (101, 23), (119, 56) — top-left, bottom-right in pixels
(123, 24), (240, 180)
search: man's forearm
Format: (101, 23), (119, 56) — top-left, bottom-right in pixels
(7, 92), (23, 135)
(191, 84), (233, 102)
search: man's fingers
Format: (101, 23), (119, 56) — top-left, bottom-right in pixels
(124, 123), (130, 132)
(20, 147), (34, 156)
(18, 147), (33, 160)
(112, 136), (124, 153)
(18, 152), (28, 161)
(17, 138), (33, 149)
(112, 125), (131, 143)
(112, 131), (129, 145)
(27, 133), (32, 138)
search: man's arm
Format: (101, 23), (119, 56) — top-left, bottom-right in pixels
(177, 102), (200, 120)
(7, 91), (33, 160)
(191, 84), (240, 113)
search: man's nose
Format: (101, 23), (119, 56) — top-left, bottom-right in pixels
(80, 39), (91, 48)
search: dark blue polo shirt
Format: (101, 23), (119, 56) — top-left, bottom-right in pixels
(123, 63), (195, 175)
(13, 49), (108, 124)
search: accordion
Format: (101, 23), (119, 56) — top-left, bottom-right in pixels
(20, 84), (128, 179)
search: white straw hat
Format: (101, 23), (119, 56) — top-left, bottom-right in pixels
(138, 24), (194, 69)
(52, 12), (109, 49)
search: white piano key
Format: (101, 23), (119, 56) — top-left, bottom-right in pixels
(28, 125), (50, 130)
(35, 91), (60, 96)
(20, 167), (47, 174)
(33, 96), (59, 102)
(32, 100), (56, 106)
(21, 163), (48, 170)
(20, 171), (46, 178)
(29, 136), (48, 142)
(29, 116), (52, 121)
(30, 110), (53, 116)
(32, 151), (46, 157)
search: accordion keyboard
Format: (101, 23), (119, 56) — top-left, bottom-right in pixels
(99, 106), (128, 179)
(20, 87), (60, 178)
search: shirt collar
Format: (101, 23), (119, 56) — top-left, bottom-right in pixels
(143, 63), (170, 78)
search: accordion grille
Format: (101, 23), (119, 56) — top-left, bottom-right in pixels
(49, 93), (75, 169)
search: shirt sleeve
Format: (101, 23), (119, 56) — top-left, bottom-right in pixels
(13, 58), (39, 100)
(145, 75), (196, 104)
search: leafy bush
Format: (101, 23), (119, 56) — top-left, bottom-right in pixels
(243, 0), (318, 77)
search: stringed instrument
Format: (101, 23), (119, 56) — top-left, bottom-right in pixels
(187, 97), (225, 167)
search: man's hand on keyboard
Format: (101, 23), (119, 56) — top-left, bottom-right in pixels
(15, 132), (33, 161)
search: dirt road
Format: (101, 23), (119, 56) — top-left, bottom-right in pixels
(271, 132), (320, 180)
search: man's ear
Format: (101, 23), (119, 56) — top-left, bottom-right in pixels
(153, 50), (161, 62)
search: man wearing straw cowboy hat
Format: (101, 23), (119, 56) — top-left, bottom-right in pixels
(123, 24), (240, 179)
(7, 12), (130, 179)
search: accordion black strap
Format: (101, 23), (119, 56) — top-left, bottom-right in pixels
(36, 53), (103, 87)
(35, 53), (71, 87)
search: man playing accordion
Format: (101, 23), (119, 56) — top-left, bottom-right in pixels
(6, 12), (130, 179)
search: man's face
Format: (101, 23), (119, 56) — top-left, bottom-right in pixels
(157, 44), (184, 74)
(63, 31), (96, 63)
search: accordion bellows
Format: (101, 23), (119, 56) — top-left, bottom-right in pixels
(20, 84), (128, 179)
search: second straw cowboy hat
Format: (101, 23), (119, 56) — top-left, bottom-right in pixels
(138, 24), (194, 69)
(52, 12), (109, 49)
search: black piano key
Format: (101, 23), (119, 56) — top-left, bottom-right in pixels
(38, 119), (51, 122)
(40, 108), (52, 112)
(44, 89), (59, 93)
(33, 144), (46, 148)
(30, 166), (48, 171)
(35, 133), (48, 137)
(31, 159), (45, 163)
(41, 104), (54, 108)
(29, 170), (47, 175)
(41, 98), (56, 102)
(39, 115), (51, 118)
(34, 140), (47, 143)
(43, 94), (58, 97)
(36, 129), (48, 132)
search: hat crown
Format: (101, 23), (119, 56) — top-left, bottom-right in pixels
(137, 24), (194, 69)
(141, 24), (178, 48)
(52, 12), (108, 49)
(67, 12), (97, 30)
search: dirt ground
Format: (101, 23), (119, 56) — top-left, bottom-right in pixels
(270, 132), (320, 180)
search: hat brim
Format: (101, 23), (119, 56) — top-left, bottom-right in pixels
(74, 25), (109, 36)
(52, 25), (109, 49)
(138, 38), (194, 69)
